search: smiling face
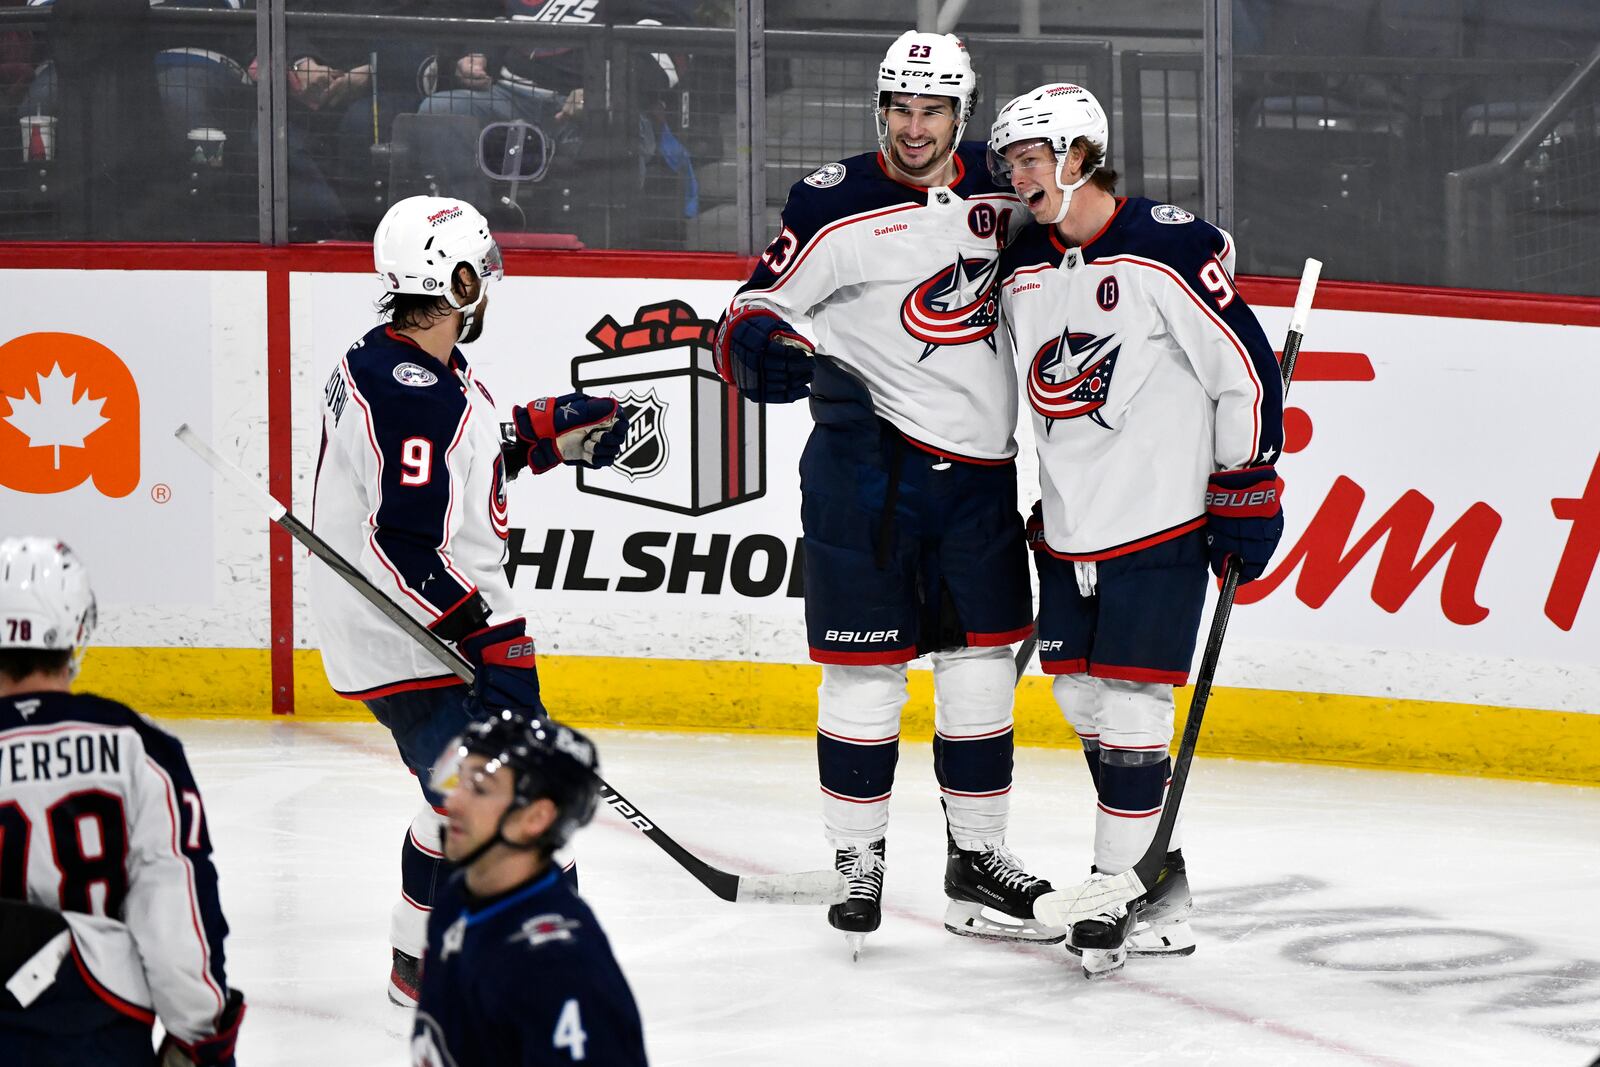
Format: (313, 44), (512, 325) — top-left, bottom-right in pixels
(882, 92), (959, 180)
(1003, 139), (1065, 223)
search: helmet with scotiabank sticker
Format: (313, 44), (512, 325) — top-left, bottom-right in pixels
(374, 196), (504, 344)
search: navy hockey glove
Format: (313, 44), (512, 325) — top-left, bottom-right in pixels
(504, 394), (628, 477)
(1204, 466), (1285, 583)
(157, 988), (245, 1067)
(459, 618), (541, 711)
(714, 308), (814, 403)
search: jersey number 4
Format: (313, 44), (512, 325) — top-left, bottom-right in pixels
(554, 998), (588, 1061)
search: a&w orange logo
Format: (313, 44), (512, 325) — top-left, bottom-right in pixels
(0, 332), (140, 497)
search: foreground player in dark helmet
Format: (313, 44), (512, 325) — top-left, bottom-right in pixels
(410, 712), (647, 1066)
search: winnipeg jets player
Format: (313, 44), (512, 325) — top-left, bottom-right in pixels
(412, 712), (646, 1067)
(309, 195), (628, 1005)
(991, 84), (1285, 978)
(715, 31), (1060, 958)
(0, 538), (245, 1066)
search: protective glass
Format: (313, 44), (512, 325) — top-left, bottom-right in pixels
(480, 239), (505, 284)
(429, 736), (507, 797)
(986, 144), (1057, 187)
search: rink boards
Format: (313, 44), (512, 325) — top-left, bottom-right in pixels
(2, 247), (1597, 784)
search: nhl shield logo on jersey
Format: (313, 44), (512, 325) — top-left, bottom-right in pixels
(900, 253), (1002, 360)
(1029, 331), (1121, 430)
(1151, 203), (1195, 225)
(613, 389), (670, 483)
(804, 162), (846, 189)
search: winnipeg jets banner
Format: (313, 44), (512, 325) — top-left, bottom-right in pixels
(0, 269), (269, 648)
(287, 270), (1600, 715)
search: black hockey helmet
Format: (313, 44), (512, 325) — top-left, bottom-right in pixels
(436, 710), (602, 853)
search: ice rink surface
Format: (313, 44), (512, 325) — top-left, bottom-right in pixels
(175, 719), (1600, 1067)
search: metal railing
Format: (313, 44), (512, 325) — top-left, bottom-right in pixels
(1445, 42), (1600, 295)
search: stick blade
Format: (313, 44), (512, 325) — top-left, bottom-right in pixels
(734, 869), (849, 905)
(1033, 870), (1146, 927)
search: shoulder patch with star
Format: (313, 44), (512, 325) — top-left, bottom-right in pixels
(803, 162), (847, 189)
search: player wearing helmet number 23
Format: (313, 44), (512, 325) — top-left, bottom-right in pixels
(717, 31), (1063, 960)
(307, 195), (630, 1007)
(990, 84), (1287, 979)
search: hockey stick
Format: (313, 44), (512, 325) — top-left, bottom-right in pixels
(175, 425), (847, 907)
(1035, 257), (1323, 926)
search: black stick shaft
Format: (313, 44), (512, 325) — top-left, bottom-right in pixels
(1128, 259), (1321, 893)
(175, 426), (748, 901)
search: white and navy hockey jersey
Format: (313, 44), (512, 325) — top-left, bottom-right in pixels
(998, 198), (1284, 558)
(723, 143), (1026, 461)
(412, 867), (647, 1067)
(310, 325), (514, 698)
(0, 690), (234, 1044)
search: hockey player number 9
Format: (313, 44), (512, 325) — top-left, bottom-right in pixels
(399, 437), (433, 486)
(1198, 259), (1236, 309)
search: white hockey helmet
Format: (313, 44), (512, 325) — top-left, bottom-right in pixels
(876, 31), (979, 122)
(374, 196), (504, 302)
(875, 31), (979, 176)
(988, 83), (1110, 223)
(0, 537), (97, 676)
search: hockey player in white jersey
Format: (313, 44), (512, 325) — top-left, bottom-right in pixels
(0, 537), (246, 1066)
(715, 31), (1061, 958)
(991, 84), (1286, 977)
(309, 195), (628, 1004)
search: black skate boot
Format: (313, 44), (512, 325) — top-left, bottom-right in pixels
(1128, 850), (1195, 957)
(1071, 884), (1137, 980)
(943, 828), (1066, 944)
(828, 839), (886, 962)
(387, 948), (421, 1006)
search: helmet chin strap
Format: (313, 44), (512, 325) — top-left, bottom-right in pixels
(451, 804), (541, 871)
(444, 266), (490, 343)
(1050, 154), (1094, 225)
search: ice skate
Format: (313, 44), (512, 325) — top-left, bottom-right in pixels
(827, 839), (886, 962)
(1066, 872), (1136, 979)
(943, 831), (1066, 944)
(1129, 850), (1195, 957)
(387, 948), (421, 1006)
(1064, 851), (1196, 959)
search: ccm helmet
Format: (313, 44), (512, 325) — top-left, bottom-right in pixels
(0, 537), (97, 677)
(374, 196), (504, 340)
(875, 31), (979, 176)
(988, 83), (1110, 223)
(432, 710), (602, 858)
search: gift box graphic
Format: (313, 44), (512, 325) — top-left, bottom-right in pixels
(572, 300), (765, 515)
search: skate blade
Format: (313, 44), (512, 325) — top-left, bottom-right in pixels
(845, 932), (866, 962)
(1081, 948), (1127, 980)
(943, 899), (1066, 945)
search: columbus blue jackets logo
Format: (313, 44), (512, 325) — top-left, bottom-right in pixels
(900, 253), (1001, 360)
(613, 389), (669, 482)
(1029, 331), (1121, 430)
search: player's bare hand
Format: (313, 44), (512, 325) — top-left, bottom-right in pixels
(455, 53), (492, 91)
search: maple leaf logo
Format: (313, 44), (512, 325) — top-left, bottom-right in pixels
(2, 363), (109, 469)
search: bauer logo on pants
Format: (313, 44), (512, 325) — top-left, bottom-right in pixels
(571, 300), (765, 516)
(0, 332), (141, 498)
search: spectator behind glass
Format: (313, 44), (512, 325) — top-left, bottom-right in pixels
(269, 0), (438, 235)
